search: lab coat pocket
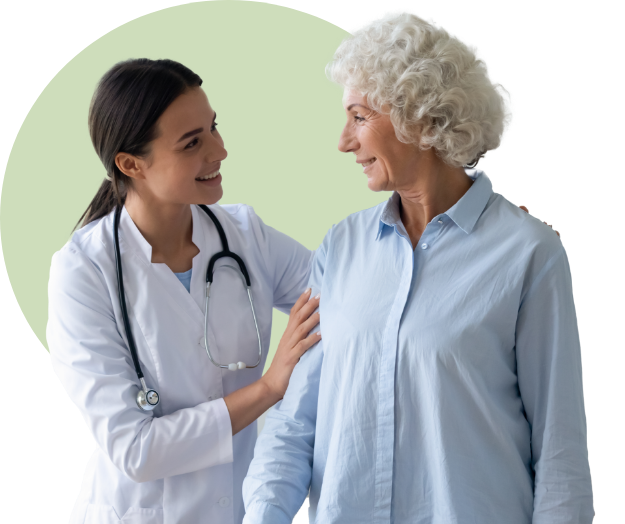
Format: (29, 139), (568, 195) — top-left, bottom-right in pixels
(119, 507), (164, 524)
(84, 504), (120, 524)
(84, 504), (163, 524)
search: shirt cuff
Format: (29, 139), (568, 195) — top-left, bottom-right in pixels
(211, 397), (233, 465)
(243, 501), (292, 524)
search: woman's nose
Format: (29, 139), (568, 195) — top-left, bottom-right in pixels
(206, 134), (228, 163)
(338, 124), (357, 153)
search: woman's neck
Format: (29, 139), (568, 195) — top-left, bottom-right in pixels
(124, 191), (199, 272)
(397, 156), (473, 249)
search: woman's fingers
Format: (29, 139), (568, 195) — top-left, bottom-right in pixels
(264, 294), (321, 398)
(543, 222), (561, 237)
(521, 206), (560, 237)
(290, 288), (312, 316)
(292, 312), (320, 341)
(288, 312), (320, 349)
(294, 331), (322, 357)
(284, 291), (320, 350)
(295, 293), (320, 321)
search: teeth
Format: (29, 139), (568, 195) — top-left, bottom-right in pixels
(197, 171), (219, 181)
(362, 158), (376, 167)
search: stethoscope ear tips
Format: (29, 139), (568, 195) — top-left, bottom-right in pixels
(136, 388), (160, 411)
(227, 362), (247, 371)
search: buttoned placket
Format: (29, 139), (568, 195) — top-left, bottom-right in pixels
(418, 215), (447, 251)
(373, 224), (415, 523)
(372, 214), (448, 522)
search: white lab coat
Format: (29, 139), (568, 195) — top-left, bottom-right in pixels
(47, 204), (312, 524)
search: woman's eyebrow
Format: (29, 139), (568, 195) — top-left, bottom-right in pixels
(176, 128), (203, 143)
(175, 113), (217, 143)
(347, 103), (370, 111)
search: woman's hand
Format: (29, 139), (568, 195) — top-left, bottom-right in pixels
(520, 206), (560, 237)
(262, 288), (321, 399)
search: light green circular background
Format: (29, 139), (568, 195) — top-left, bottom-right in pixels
(1, 1), (386, 367)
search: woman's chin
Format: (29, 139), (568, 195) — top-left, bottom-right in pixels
(366, 177), (386, 193)
(196, 184), (223, 205)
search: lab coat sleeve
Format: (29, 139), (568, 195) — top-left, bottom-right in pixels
(47, 246), (233, 483)
(515, 246), (594, 523)
(246, 206), (314, 313)
(241, 231), (328, 524)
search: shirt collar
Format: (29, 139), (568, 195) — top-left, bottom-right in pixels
(376, 170), (493, 240)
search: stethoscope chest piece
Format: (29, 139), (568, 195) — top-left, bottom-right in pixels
(137, 388), (160, 411)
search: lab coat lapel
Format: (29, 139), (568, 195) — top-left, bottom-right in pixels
(119, 205), (225, 368)
(190, 205), (211, 313)
(120, 206), (205, 326)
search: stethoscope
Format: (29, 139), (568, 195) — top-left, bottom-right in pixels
(113, 204), (263, 412)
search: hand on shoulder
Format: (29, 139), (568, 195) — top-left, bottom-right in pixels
(519, 206), (560, 237)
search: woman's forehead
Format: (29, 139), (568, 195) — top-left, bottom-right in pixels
(165, 87), (211, 117)
(343, 89), (369, 108)
(157, 88), (213, 138)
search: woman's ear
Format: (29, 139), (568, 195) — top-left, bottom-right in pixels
(115, 152), (146, 181)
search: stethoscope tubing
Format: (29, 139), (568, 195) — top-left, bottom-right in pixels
(114, 204), (263, 411)
(113, 205), (144, 380)
(199, 205), (262, 370)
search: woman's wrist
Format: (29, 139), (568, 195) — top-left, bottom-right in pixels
(223, 375), (283, 436)
(259, 373), (284, 405)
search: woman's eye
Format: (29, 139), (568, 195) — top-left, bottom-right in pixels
(354, 116), (365, 123)
(185, 138), (199, 149)
(211, 122), (219, 132)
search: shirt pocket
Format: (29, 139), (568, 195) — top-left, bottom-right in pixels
(84, 504), (163, 524)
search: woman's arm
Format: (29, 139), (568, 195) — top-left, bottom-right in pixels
(242, 230), (330, 524)
(48, 247), (233, 483)
(224, 289), (320, 435)
(515, 246), (594, 523)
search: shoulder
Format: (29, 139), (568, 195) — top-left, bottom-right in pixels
(485, 193), (562, 251)
(203, 202), (263, 234)
(483, 192), (565, 268)
(50, 214), (114, 289)
(337, 201), (387, 230)
(315, 200), (387, 259)
(209, 202), (248, 221)
(324, 200), (387, 245)
(207, 202), (301, 246)
(203, 202), (267, 246)
(203, 202), (311, 265)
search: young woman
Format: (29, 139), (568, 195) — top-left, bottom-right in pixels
(47, 58), (319, 524)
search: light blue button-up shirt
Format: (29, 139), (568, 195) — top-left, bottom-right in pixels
(243, 172), (594, 524)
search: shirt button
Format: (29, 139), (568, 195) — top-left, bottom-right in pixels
(219, 497), (230, 507)
(421, 243), (428, 250)
(438, 219), (443, 224)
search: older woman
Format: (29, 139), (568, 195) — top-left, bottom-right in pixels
(242, 13), (593, 524)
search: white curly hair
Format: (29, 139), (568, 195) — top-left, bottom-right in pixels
(326, 13), (509, 167)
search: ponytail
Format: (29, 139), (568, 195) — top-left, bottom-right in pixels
(74, 178), (125, 230)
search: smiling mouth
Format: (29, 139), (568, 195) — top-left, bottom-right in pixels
(196, 171), (220, 181)
(362, 158), (377, 167)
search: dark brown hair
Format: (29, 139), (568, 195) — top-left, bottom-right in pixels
(76, 58), (203, 228)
